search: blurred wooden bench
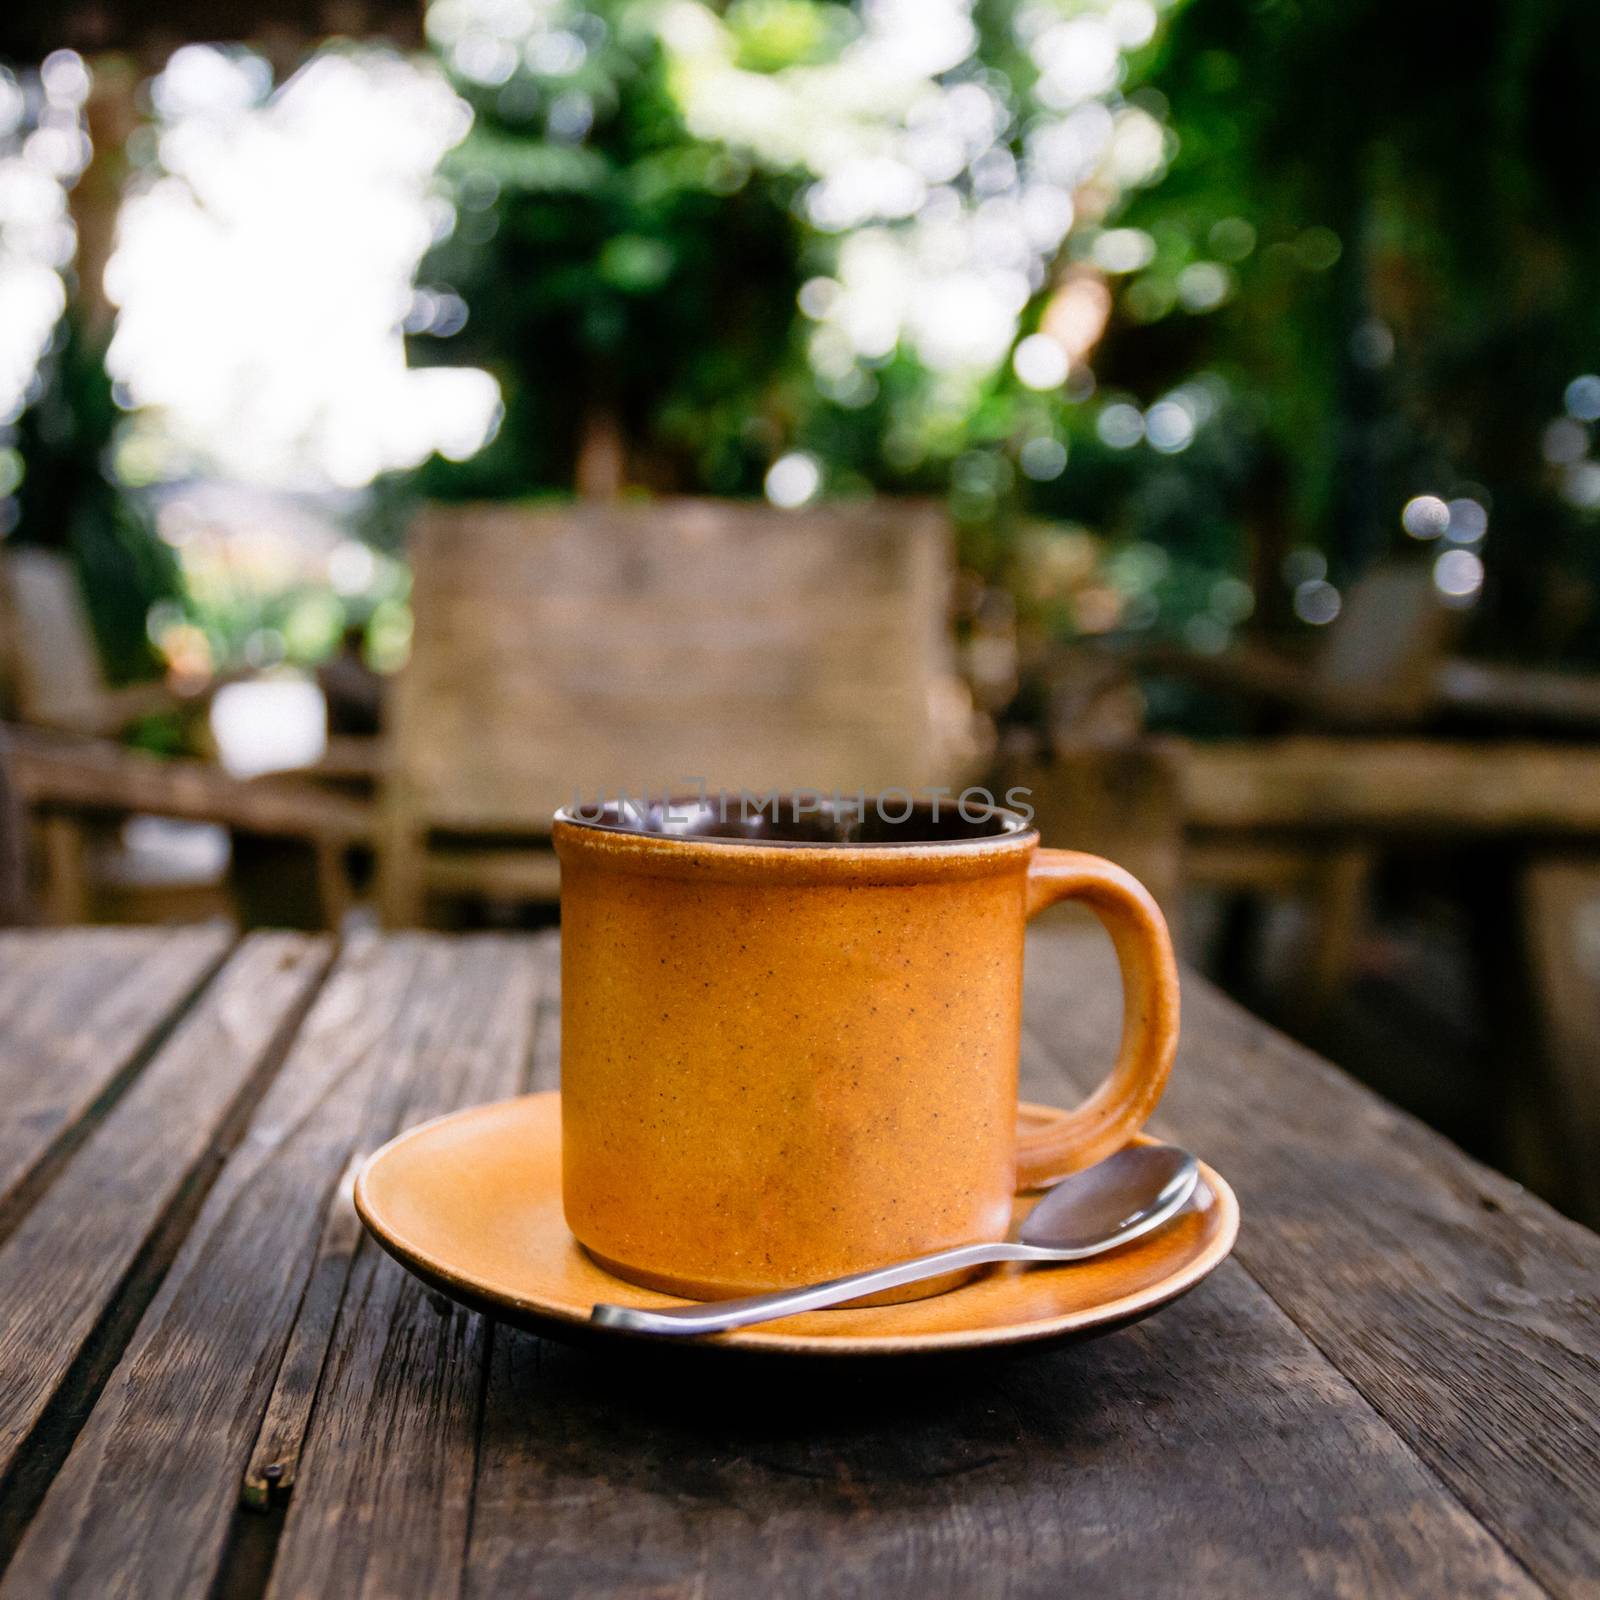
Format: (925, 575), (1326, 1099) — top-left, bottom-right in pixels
(1183, 738), (1600, 836)
(379, 499), (983, 925)
(1183, 736), (1600, 1002)
(3, 723), (373, 927)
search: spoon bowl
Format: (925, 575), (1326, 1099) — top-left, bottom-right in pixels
(1019, 1144), (1200, 1252)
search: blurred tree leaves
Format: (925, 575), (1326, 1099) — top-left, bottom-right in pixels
(1102, 0), (1600, 658)
(413, 12), (803, 499)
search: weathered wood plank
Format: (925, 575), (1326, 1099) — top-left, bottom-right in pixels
(241, 1157), (365, 1510)
(263, 1258), (488, 1600)
(460, 936), (1529, 1600)
(464, 1266), (1533, 1598)
(0, 924), (232, 1219)
(1184, 737), (1600, 834)
(1021, 926), (1600, 1596)
(0, 936), (536, 1600)
(263, 938), (541, 1600)
(0, 934), (327, 1485)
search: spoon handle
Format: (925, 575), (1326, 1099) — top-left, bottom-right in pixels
(591, 1240), (1039, 1337)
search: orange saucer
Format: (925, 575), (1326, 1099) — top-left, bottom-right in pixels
(355, 1093), (1239, 1357)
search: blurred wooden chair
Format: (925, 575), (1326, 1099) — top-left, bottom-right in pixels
(1, 549), (379, 928)
(1, 547), (223, 921)
(0, 547), (201, 737)
(379, 499), (984, 926)
(1146, 560), (1459, 733)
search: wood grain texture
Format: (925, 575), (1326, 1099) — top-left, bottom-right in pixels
(264, 938), (542, 1600)
(464, 1266), (1532, 1599)
(0, 936), (519, 1598)
(0, 934), (327, 1479)
(0, 924), (231, 1217)
(1021, 926), (1600, 1596)
(459, 936), (1530, 1600)
(241, 1157), (365, 1510)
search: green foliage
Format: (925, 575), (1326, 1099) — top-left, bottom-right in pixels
(415, 0), (1600, 669)
(415, 10), (806, 499)
(1103, 0), (1600, 658)
(726, 0), (857, 71)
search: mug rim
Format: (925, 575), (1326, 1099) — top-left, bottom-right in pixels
(553, 793), (1037, 854)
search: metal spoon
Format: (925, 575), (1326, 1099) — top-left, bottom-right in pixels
(590, 1143), (1201, 1337)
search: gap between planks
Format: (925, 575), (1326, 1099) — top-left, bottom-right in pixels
(238, 935), (557, 1518)
(0, 924), (237, 1250)
(1017, 947), (1580, 1600)
(0, 932), (337, 1578)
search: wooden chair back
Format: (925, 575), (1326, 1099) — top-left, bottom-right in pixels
(1310, 561), (1458, 724)
(0, 548), (110, 733)
(381, 499), (978, 921)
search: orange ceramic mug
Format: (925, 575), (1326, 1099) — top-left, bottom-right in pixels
(554, 795), (1179, 1300)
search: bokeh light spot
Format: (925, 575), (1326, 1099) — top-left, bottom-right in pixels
(1401, 494), (1450, 539)
(1019, 436), (1068, 480)
(765, 450), (822, 507)
(1096, 402), (1144, 448)
(1293, 579), (1341, 626)
(1564, 374), (1600, 422)
(1433, 548), (1484, 601)
(1013, 333), (1069, 390)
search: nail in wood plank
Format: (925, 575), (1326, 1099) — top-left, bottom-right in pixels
(0, 935), (532, 1600)
(241, 1156), (365, 1510)
(263, 937), (542, 1600)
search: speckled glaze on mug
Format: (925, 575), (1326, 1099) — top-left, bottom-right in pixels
(553, 798), (1180, 1300)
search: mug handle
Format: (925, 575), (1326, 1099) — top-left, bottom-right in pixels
(1014, 850), (1181, 1190)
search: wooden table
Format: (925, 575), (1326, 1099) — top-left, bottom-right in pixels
(0, 926), (1596, 1598)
